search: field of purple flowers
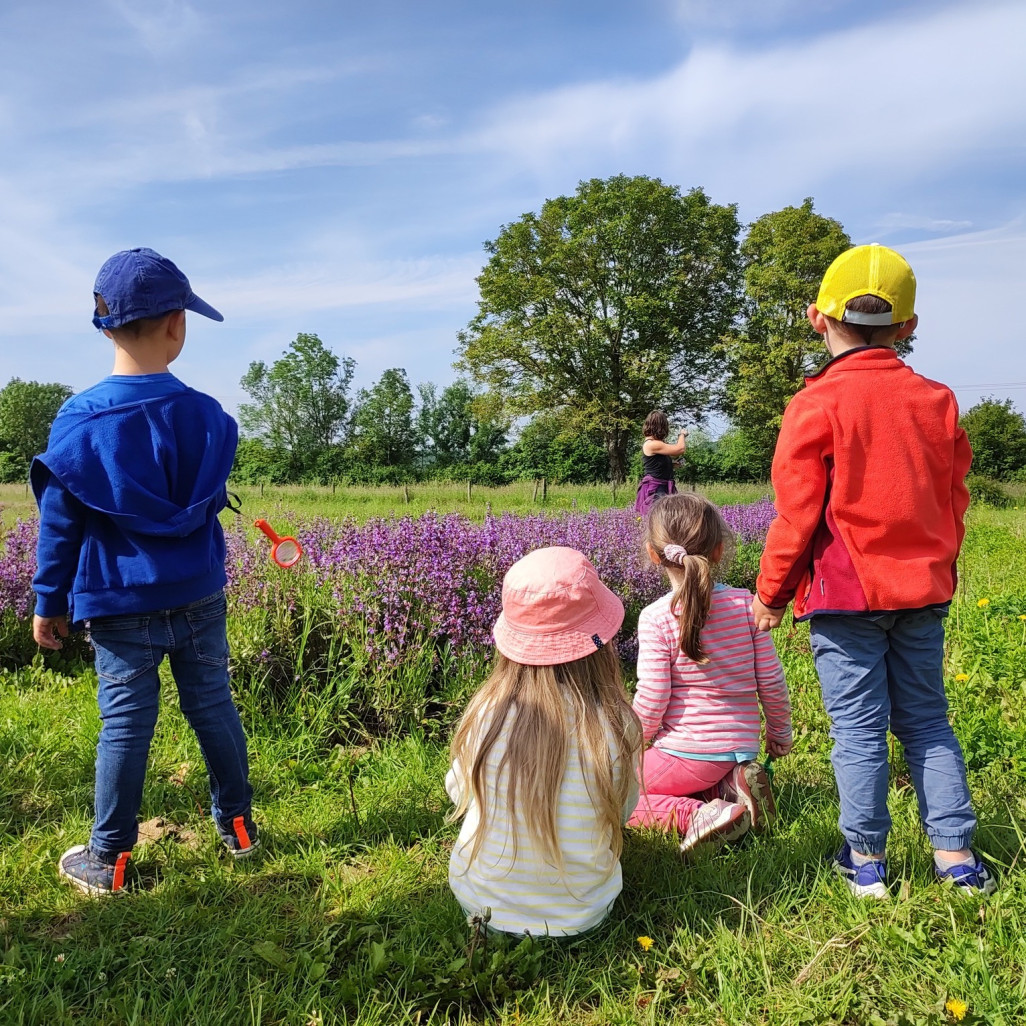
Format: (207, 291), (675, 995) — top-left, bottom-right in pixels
(0, 500), (776, 729)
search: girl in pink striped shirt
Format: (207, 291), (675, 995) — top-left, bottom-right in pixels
(628, 494), (793, 854)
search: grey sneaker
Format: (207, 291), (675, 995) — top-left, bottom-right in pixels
(58, 845), (131, 896)
(680, 799), (751, 856)
(719, 761), (776, 834)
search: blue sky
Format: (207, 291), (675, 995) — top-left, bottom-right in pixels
(1, 0), (1024, 420)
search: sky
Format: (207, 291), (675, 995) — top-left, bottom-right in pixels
(1, 0), (1024, 422)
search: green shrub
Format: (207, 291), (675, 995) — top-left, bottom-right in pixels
(966, 475), (1012, 508)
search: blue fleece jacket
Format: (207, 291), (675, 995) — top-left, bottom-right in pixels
(31, 374), (238, 622)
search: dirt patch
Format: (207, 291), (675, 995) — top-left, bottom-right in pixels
(137, 817), (204, 851)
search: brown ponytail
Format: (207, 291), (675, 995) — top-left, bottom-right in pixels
(644, 493), (734, 663)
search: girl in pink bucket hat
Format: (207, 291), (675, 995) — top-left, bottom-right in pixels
(629, 493), (793, 851)
(446, 546), (642, 937)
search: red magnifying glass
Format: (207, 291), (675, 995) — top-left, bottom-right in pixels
(254, 519), (303, 568)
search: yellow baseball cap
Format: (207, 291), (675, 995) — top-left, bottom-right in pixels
(816, 244), (916, 325)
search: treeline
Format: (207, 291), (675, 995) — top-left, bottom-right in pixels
(5, 175), (1026, 487)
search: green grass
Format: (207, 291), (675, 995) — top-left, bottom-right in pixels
(1, 507), (1025, 1024)
(0, 481), (771, 530)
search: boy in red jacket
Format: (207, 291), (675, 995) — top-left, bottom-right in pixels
(752, 244), (993, 898)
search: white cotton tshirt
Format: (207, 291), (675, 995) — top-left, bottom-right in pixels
(446, 704), (639, 937)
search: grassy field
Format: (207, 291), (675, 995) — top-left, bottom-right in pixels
(1, 493), (1024, 1025)
(0, 481), (771, 530)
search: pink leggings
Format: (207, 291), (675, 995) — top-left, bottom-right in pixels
(627, 747), (736, 834)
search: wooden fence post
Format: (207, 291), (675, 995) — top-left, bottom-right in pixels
(532, 479), (539, 502)
(466, 479), (473, 502)
(403, 482), (410, 504)
(542, 477), (548, 503)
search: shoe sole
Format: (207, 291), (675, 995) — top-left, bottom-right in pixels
(58, 844), (120, 897)
(680, 806), (751, 856)
(734, 763), (776, 835)
(231, 838), (262, 860)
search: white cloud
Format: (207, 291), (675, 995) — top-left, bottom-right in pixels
(104, 0), (204, 52)
(893, 219), (1026, 406)
(210, 253), (481, 318)
(464, 1), (1026, 208)
(876, 213), (974, 233)
(668, 0), (845, 30)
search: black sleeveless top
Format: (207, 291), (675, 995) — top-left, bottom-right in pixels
(642, 451), (674, 481)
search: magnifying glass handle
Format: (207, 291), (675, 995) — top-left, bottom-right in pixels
(254, 519), (282, 543)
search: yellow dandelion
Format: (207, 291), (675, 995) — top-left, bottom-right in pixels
(977, 598), (990, 608)
(1019, 615), (1026, 622)
(954, 673), (970, 683)
(637, 936), (654, 951)
(945, 997), (968, 1021)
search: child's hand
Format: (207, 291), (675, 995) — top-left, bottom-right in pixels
(752, 596), (786, 631)
(33, 615), (68, 650)
(766, 737), (793, 758)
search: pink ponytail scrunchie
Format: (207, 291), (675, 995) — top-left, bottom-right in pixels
(662, 543), (688, 565)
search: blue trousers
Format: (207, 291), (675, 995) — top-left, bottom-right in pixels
(85, 591), (253, 858)
(809, 607), (975, 854)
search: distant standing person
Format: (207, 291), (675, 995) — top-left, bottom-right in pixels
(635, 410), (686, 516)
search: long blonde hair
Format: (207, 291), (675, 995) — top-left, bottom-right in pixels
(449, 644), (642, 874)
(645, 493), (734, 663)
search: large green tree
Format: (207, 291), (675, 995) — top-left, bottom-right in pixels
(720, 199), (852, 474)
(960, 398), (1026, 480)
(416, 379), (507, 473)
(349, 368), (418, 474)
(0, 378), (73, 482)
(457, 175), (741, 482)
(239, 333), (355, 479)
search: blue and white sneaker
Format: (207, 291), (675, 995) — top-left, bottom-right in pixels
(935, 854), (997, 896)
(58, 845), (131, 896)
(832, 842), (889, 899)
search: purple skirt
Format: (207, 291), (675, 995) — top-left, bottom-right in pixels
(634, 475), (676, 515)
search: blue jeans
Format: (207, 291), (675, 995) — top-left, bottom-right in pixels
(810, 607), (975, 854)
(85, 591), (253, 859)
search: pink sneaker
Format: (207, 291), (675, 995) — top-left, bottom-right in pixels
(719, 761), (776, 834)
(679, 799), (751, 856)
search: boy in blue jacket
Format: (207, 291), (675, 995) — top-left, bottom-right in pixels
(32, 248), (257, 894)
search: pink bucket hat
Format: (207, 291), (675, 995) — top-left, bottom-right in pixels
(492, 546), (625, 666)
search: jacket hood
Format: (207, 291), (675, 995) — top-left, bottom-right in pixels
(32, 390), (237, 538)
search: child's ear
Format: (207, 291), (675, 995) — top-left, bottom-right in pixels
(645, 542), (661, 566)
(166, 309), (186, 341)
(806, 303), (829, 336)
(895, 313), (918, 340)
(711, 542), (724, 564)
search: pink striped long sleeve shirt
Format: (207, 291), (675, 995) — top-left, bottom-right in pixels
(633, 585), (792, 755)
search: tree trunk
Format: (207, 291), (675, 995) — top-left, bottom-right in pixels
(605, 429), (627, 484)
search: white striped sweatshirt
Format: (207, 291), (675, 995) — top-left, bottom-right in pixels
(446, 703), (639, 937)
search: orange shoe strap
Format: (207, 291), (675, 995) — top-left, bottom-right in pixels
(232, 816), (252, 850)
(112, 851), (131, 891)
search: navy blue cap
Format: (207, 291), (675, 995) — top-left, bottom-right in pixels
(92, 247), (223, 330)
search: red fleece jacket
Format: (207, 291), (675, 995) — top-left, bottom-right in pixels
(757, 346), (972, 619)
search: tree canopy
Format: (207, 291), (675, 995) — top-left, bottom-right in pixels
(349, 368), (418, 477)
(239, 333), (355, 479)
(457, 174), (741, 482)
(960, 398), (1026, 481)
(0, 378), (73, 482)
(719, 199), (852, 474)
